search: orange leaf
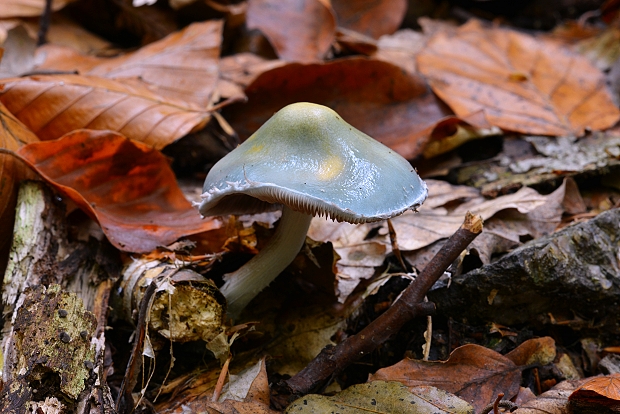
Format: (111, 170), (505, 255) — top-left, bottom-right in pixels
(0, 102), (38, 256)
(223, 58), (449, 159)
(246, 0), (336, 63)
(569, 374), (620, 410)
(13, 130), (219, 252)
(0, 74), (211, 148)
(332, 0), (407, 39)
(417, 20), (620, 136)
(369, 344), (522, 412)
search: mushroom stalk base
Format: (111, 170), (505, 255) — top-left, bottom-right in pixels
(219, 206), (312, 318)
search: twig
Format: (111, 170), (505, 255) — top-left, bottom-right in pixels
(212, 354), (232, 402)
(115, 281), (157, 414)
(280, 212), (483, 399)
(37, 0), (53, 46)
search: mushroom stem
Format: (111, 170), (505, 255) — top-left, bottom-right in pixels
(219, 206), (312, 318)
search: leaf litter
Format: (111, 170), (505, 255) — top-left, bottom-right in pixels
(1, 2), (620, 413)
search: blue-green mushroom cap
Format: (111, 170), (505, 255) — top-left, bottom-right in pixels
(199, 102), (427, 223)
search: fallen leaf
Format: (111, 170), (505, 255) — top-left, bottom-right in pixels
(569, 374), (620, 411)
(0, 101), (38, 260)
(0, 25), (37, 78)
(369, 344), (522, 412)
(505, 337), (557, 367)
(0, 74), (212, 148)
(514, 378), (589, 413)
(286, 381), (474, 413)
(11, 129), (220, 252)
(246, 0), (336, 63)
(332, 0), (407, 39)
(223, 57), (448, 159)
(417, 20), (620, 136)
(36, 20), (223, 109)
(373, 28), (427, 75)
(0, 0), (73, 18)
(217, 53), (285, 100)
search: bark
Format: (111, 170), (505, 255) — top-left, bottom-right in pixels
(429, 207), (620, 339)
(1, 181), (119, 413)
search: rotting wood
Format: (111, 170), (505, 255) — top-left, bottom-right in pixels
(428, 207), (620, 339)
(0, 181), (119, 413)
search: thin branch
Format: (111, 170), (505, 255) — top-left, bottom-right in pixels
(279, 212), (484, 399)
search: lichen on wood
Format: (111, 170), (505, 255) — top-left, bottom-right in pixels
(2, 284), (96, 411)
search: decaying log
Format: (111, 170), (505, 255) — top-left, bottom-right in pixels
(1, 181), (119, 413)
(429, 207), (620, 338)
(114, 258), (226, 346)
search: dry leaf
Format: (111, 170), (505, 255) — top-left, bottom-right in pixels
(286, 382), (474, 413)
(246, 0), (336, 63)
(0, 101), (38, 260)
(505, 337), (557, 367)
(12, 129), (220, 252)
(514, 378), (589, 414)
(569, 374), (620, 411)
(370, 344), (522, 412)
(0, 0), (73, 18)
(36, 20), (223, 109)
(332, 0), (407, 39)
(223, 57), (448, 159)
(0, 25), (37, 78)
(417, 20), (620, 136)
(218, 53), (285, 100)
(0, 74), (211, 148)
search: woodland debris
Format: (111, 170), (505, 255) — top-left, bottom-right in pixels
(429, 207), (620, 338)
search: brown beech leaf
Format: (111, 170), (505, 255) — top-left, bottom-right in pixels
(332, 0), (407, 39)
(0, 102), (38, 257)
(369, 344), (522, 412)
(37, 20), (223, 108)
(505, 337), (556, 367)
(12, 129), (220, 252)
(569, 374), (620, 411)
(0, 0), (73, 18)
(246, 0), (336, 63)
(223, 57), (448, 159)
(514, 378), (588, 414)
(417, 20), (620, 136)
(0, 74), (212, 149)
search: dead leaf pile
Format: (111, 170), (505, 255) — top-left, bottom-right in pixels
(1, 1), (620, 413)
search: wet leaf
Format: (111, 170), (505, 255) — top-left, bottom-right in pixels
(332, 0), (407, 39)
(223, 57), (448, 159)
(286, 381), (474, 414)
(417, 20), (620, 136)
(370, 344), (522, 412)
(246, 0), (336, 63)
(12, 129), (220, 252)
(0, 101), (38, 258)
(0, 74), (212, 148)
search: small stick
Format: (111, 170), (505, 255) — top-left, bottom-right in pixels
(281, 212), (483, 399)
(37, 0), (53, 46)
(116, 282), (157, 414)
(212, 354), (232, 402)
(493, 393), (504, 414)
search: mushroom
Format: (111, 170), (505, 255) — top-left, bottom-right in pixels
(199, 102), (427, 318)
